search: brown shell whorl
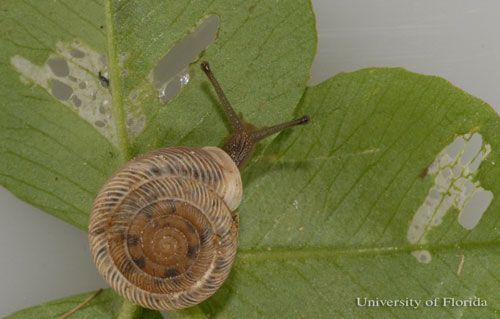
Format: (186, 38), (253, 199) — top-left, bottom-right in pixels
(88, 147), (242, 310)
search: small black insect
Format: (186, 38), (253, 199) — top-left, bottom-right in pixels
(98, 71), (110, 88)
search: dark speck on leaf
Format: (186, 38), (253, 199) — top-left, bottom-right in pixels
(419, 165), (429, 178)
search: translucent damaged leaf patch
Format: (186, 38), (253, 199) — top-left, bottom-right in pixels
(9, 41), (146, 146)
(407, 133), (493, 263)
(10, 41), (115, 143)
(150, 15), (219, 104)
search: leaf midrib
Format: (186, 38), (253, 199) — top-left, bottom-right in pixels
(105, 0), (130, 162)
(235, 240), (499, 264)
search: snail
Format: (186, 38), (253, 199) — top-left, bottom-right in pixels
(88, 61), (309, 310)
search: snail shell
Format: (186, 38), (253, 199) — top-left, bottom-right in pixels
(88, 146), (242, 310)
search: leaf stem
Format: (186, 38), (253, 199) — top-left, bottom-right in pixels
(117, 299), (143, 319)
(105, 0), (131, 161)
(59, 289), (102, 319)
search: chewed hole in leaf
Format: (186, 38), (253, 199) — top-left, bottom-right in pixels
(459, 189), (493, 230)
(10, 41), (119, 146)
(152, 15), (220, 103)
(47, 57), (70, 77)
(407, 133), (493, 262)
(51, 79), (73, 101)
(412, 250), (432, 264)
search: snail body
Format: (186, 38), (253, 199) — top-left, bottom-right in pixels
(88, 62), (308, 310)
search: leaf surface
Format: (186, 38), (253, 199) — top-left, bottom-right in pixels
(4, 289), (162, 319)
(174, 69), (500, 318)
(1, 1), (499, 319)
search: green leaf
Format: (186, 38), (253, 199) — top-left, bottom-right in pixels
(0, 0), (316, 229)
(4, 289), (162, 319)
(1, 1), (499, 319)
(173, 69), (500, 318)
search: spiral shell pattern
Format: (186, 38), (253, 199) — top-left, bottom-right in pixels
(88, 146), (242, 310)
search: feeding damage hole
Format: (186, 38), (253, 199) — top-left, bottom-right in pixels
(11, 41), (115, 143)
(10, 41), (146, 145)
(151, 15), (219, 103)
(10, 17), (219, 143)
(407, 133), (493, 263)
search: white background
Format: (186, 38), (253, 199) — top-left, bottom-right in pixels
(1, 1), (499, 316)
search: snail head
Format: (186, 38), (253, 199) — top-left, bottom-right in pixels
(200, 61), (309, 168)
